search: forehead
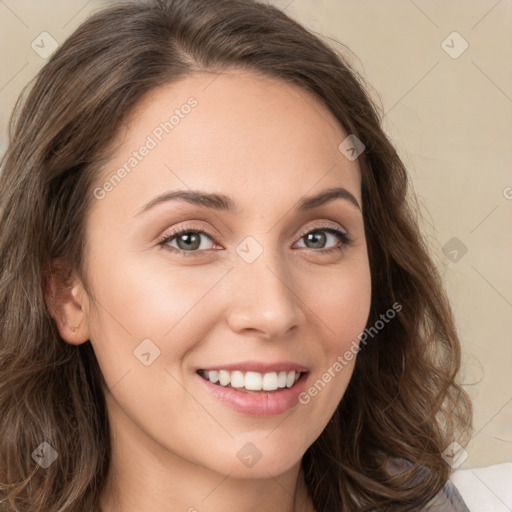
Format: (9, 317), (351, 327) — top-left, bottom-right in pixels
(91, 69), (362, 217)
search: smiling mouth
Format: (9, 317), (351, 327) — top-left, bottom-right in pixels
(196, 369), (307, 394)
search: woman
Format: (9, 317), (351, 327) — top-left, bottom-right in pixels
(0, 0), (472, 510)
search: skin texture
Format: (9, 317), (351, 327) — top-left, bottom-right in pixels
(48, 69), (372, 512)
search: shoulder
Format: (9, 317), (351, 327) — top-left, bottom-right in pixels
(421, 479), (470, 512)
(386, 457), (470, 512)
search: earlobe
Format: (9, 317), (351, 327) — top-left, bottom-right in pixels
(44, 260), (90, 345)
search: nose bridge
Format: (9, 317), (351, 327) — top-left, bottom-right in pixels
(226, 234), (303, 337)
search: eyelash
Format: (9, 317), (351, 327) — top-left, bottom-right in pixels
(158, 223), (352, 258)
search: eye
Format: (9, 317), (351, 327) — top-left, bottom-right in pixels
(158, 225), (218, 256)
(294, 224), (352, 254)
(158, 223), (352, 257)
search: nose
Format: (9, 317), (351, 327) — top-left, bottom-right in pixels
(225, 248), (306, 340)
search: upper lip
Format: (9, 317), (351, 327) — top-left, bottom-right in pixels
(197, 361), (309, 373)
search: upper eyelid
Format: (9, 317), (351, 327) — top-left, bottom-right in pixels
(297, 222), (348, 237)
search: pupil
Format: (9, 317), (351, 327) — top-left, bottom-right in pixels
(179, 233), (200, 250)
(307, 232), (325, 249)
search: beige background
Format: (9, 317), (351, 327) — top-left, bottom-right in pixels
(1, 0), (511, 470)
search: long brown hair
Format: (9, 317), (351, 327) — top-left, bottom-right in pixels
(0, 0), (472, 510)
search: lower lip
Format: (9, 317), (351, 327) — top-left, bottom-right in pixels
(197, 372), (309, 416)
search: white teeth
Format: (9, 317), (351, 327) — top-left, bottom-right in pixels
(218, 370), (230, 386)
(277, 371), (287, 388)
(262, 372), (278, 391)
(244, 371), (262, 390)
(230, 370), (245, 388)
(201, 369), (303, 391)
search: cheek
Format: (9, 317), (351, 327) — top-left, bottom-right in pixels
(296, 257), (371, 423)
(304, 252), (372, 348)
(84, 254), (218, 439)
(87, 249), (217, 336)
(85, 251), (231, 386)
(323, 271), (371, 328)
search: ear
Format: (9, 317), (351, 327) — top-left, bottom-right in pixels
(44, 259), (90, 345)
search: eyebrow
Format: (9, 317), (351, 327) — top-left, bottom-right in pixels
(134, 186), (361, 217)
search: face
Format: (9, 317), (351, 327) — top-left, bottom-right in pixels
(62, 69), (371, 479)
